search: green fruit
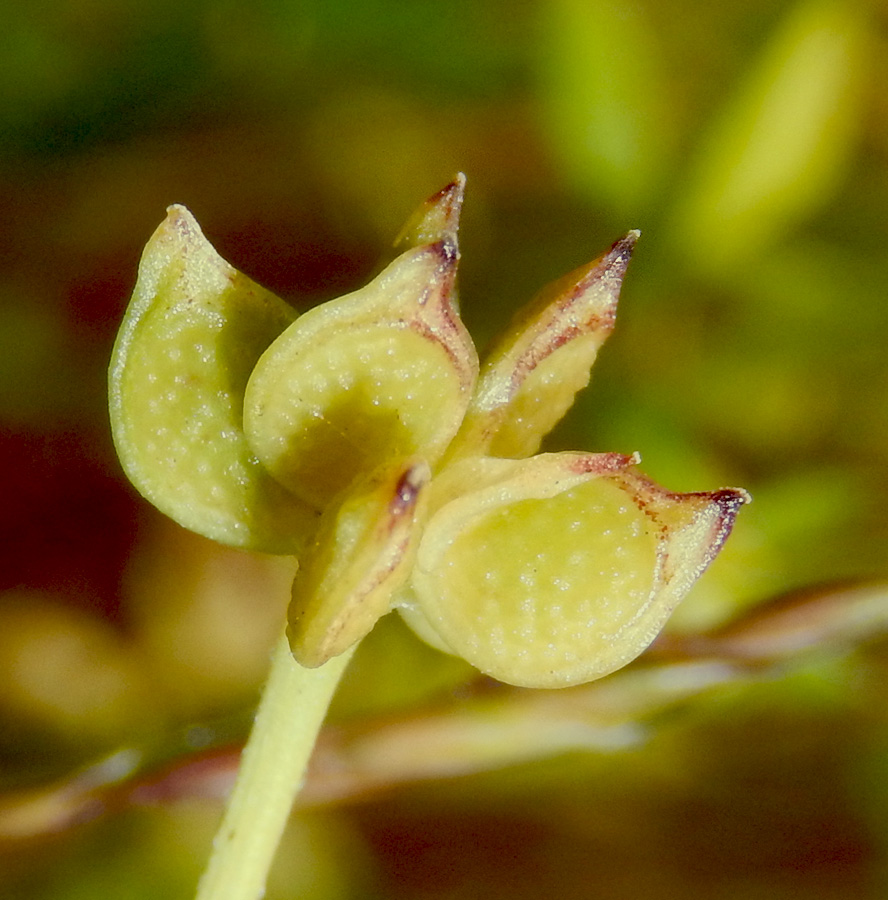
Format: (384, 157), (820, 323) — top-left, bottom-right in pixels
(109, 205), (317, 554)
(245, 242), (477, 510)
(407, 453), (748, 688)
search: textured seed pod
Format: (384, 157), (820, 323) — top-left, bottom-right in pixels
(446, 231), (638, 462)
(404, 453), (749, 688)
(288, 458), (429, 667)
(244, 221), (478, 512)
(109, 206), (317, 554)
(109, 177), (750, 690)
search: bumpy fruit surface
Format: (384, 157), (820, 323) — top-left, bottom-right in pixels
(110, 178), (749, 686)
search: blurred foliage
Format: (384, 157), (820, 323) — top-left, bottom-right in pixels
(1, 0), (887, 897)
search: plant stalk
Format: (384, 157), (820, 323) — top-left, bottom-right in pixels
(195, 633), (353, 900)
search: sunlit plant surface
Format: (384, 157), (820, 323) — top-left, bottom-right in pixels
(103, 176), (750, 898)
(109, 177), (749, 688)
(1, 0), (888, 898)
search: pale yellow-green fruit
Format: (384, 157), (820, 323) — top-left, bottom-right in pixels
(244, 241), (478, 511)
(109, 206), (318, 554)
(446, 232), (637, 462)
(288, 458), (429, 667)
(405, 453), (749, 688)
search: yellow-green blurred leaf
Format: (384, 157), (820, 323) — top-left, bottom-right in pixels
(538, 0), (672, 214)
(672, 0), (868, 271)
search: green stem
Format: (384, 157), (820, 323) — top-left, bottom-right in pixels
(195, 633), (353, 900)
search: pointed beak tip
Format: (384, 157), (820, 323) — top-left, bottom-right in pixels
(708, 487), (752, 548)
(610, 229), (641, 262)
(430, 173), (467, 215)
(717, 486), (753, 509)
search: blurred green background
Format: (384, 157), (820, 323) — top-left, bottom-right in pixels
(2, 0), (888, 897)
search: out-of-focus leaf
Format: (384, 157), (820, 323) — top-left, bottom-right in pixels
(671, 0), (868, 271)
(537, 0), (672, 215)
